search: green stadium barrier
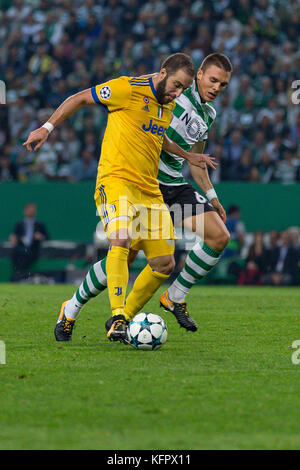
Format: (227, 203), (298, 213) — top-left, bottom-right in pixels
(0, 183), (299, 283)
(0, 258), (12, 282)
(30, 258), (88, 272)
(0, 183), (300, 243)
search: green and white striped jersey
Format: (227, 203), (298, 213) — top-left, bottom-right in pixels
(158, 79), (216, 185)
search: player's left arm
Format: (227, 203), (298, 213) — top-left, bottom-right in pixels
(162, 134), (218, 170)
(188, 141), (226, 223)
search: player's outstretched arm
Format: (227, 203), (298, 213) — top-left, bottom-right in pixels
(188, 141), (226, 222)
(162, 134), (218, 170)
(23, 89), (95, 152)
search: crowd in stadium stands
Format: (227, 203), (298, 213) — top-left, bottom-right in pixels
(236, 227), (300, 286)
(217, 204), (300, 286)
(1, 0), (300, 184)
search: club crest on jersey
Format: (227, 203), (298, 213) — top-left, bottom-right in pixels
(157, 106), (163, 119)
(114, 287), (122, 296)
(142, 96), (150, 111)
(99, 86), (111, 99)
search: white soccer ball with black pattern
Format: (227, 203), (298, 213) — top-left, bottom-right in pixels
(126, 313), (168, 350)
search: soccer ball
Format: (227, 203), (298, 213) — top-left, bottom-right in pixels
(126, 313), (168, 350)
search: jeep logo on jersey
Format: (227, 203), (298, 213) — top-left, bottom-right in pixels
(99, 86), (111, 99)
(142, 120), (166, 137)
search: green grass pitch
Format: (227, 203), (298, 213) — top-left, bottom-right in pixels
(0, 283), (300, 450)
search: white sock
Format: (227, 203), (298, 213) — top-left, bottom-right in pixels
(65, 257), (107, 320)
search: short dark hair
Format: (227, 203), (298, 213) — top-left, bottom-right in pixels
(227, 205), (240, 216)
(161, 53), (195, 78)
(200, 53), (233, 73)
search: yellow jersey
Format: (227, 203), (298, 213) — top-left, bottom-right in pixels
(91, 76), (175, 196)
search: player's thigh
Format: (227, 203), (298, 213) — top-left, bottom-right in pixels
(130, 196), (176, 253)
(184, 211), (230, 250)
(138, 197), (176, 242)
(95, 180), (137, 243)
(160, 182), (214, 228)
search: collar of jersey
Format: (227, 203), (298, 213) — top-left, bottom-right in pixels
(191, 79), (202, 106)
(184, 81), (205, 115)
(148, 76), (158, 100)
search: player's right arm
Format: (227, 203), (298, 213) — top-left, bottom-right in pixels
(23, 89), (95, 152)
(23, 77), (132, 152)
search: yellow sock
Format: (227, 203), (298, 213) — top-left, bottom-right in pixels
(106, 246), (129, 315)
(125, 264), (169, 320)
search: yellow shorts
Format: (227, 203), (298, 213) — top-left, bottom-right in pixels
(94, 179), (176, 258)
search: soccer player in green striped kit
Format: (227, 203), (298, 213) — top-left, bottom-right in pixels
(157, 53), (232, 331)
(61, 53), (232, 336)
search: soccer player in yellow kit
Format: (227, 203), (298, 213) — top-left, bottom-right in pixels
(23, 53), (217, 342)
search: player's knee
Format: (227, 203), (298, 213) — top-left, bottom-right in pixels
(157, 259), (175, 276)
(207, 228), (230, 252)
(163, 257), (176, 276)
(109, 228), (131, 249)
(110, 238), (131, 249)
(217, 229), (230, 251)
(149, 255), (175, 276)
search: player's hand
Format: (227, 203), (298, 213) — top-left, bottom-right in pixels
(9, 234), (18, 247)
(187, 153), (218, 170)
(23, 127), (49, 152)
(211, 199), (226, 223)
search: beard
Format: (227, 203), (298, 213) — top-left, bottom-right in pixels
(156, 75), (169, 105)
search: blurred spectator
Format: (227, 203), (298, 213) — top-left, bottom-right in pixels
(238, 231), (268, 285)
(29, 131), (65, 181)
(258, 150), (275, 183)
(69, 149), (98, 182)
(208, 143), (227, 184)
(263, 230), (299, 286)
(215, 92), (238, 137)
(290, 115), (300, 147)
(9, 202), (49, 281)
(238, 260), (262, 285)
(266, 133), (285, 162)
(250, 130), (266, 163)
(238, 95), (257, 135)
(274, 147), (300, 184)
(0, 155), (18, 182)
(223, 129), (246, 179)
(235, 148), (253, 180)
(287, 226), (300, 252)
(214, 8), (242, 44)
(224, 204), (246, 257)
(246, 231), (268, 272)
(248, 165), (261, 182)
(266, 230), (280, 250)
